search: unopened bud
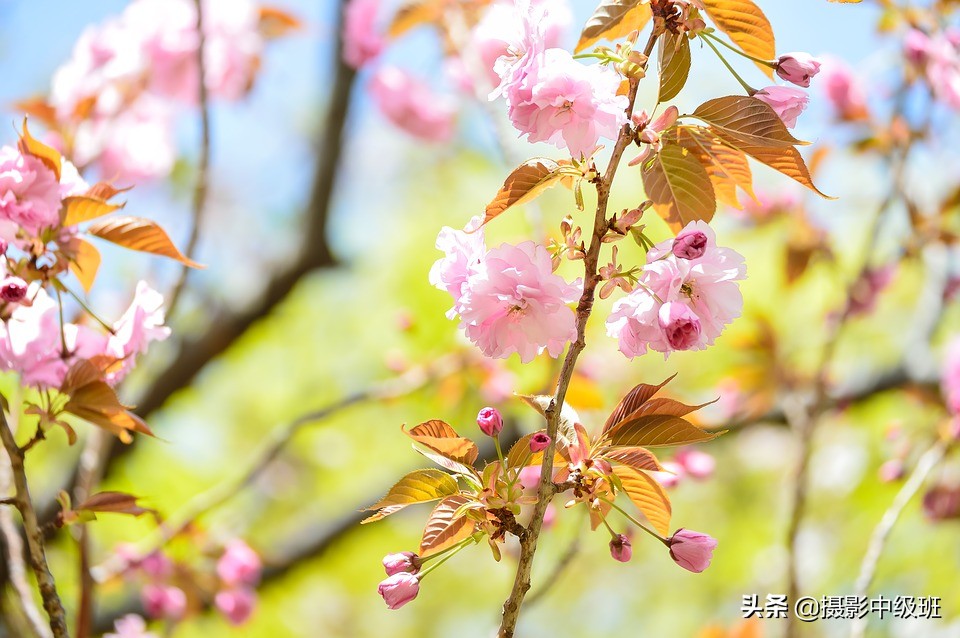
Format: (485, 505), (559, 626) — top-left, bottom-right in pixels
(0, 277), (27, 303)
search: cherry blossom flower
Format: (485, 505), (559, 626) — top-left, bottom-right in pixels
(942, 337), (960, 415)
(141, 584), (186, 620)
(105, 615), (157, 638)
(477, 406), (504, 436)
(383, 552), (421, 576)
(0, 146), (62, 235)
(775, 52), (822, 88)
(668, 528), (717, 573)
(107, 281), (171, 383)
(214, 587), (257, 625)
(429, 216), (485, 318)
(820, 59), (869, 121)
(343, 0), (383, 69)
(378, 572), (420, 609)
(369, 66), (457, 142)
(609, 533), (632, 562)
(216, 539), (262, 587)
(753, 86), (809, 128)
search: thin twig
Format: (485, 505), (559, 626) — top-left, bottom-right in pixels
(166, 0), (211, 319)
(0, 405), (69, 637)
(497, 29), (659, 638)
(849, 439), (950, 638)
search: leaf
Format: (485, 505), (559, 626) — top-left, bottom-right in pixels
(13, 97), (58, 128)
(75, 491), (152, 517)
(258, 5), (303, 38)
(69, 239), (101, 294)
(420, 494), (476, 557)
(362, 469), (460, 517)
(658, 32), (691, 103)
(403, 420), (479, 466)
(673, 126), (754, 208)
(361, 505), (405, 524)
(86, 216), (203, 268)
(388, 0), (442, 39)
(718, 139), (834, 199)
(518, 395), (580, 448)
(603, 375), (676, 434)
(484, 159), (570, 225)
(18, 118), (61, 181)
(693, 96), (805, 148)
(621, 397), (716, 420)
(61, 360), (154, 443)
(576, 0), (652, 53)
(603, 446), (664, 472)
(700, 0), (775, 78)
(600, 414), (723, 448)
(413, 447), (478, 477)
(504, 431), (569, 470)
(612, 465), (672, 535)
(62, 197), (123, 227)
(641, 143), (716, 231)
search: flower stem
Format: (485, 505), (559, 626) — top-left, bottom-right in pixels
(701, 34), (756, 95)
(601, 497), (669, 546)
(418, 536), (476, 578)
(701, 31), (776, 67)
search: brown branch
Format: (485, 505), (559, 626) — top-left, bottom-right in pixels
(0, 407), (69, 637)
(497, 29), (659, 638)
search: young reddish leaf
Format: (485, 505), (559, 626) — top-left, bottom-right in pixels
(258, 5), (303, 38)
(718, 139), (834, 199)
(420, 494), (476, 557)
(18, 118), (61, 181)
(69, 239), (101, 294)
(575, 0), (652, 53)
(673, 126), (755, 208)
(700, 0), (775, 78)
(61, 361), (155, 442)
(62, 197), (124, 227)
(611, 465), (672, 536)
(603, 447), (664, 472)
(658, 31), (691, 103)
(641, 143), (716, 231)
(363, 469), (460, 512)
(693, 96), (805, 148)
(402, 420), (479, 466)
(388, 0), (442, 38)
(86, 216), (203, 268)
(75, 491), (152, 517)
(603, 375), (676, 434)
(13, 97), (58, 128)
(600, 414), (723, 448)
(484, 159), (570, 225)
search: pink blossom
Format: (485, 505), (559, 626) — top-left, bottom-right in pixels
(518, 465), (541, 490)
(214, 587), (257, 625)
(106, 615), (157, 638)
(529, 432), (550, 453)
(138, 550), (173, 579)
(107, 281), (171, 383)
(369, 66), (457, 142)
(343, 0), (383, 69)
(652, 461), (685, 488)
(925, 35), (960, 109)
(0, 288), (70, 388)
(0, 146), (62, 235)
(942, 337), (960, 415)
(382, 552), (420, 576)
(775, 52), (821, 88)
(506, 49), (628, 158)
(378, 572), (420, 610)
(904, 29), (931, 66)
(1, 277), (28, 303)
(429, 216), (485, 318)
(878, 459), (904, 483)
(821, 59), (869, 121)
(753, 86), (809, 129)
(674, 448), (715, 480)
(141, 584), (186, 620)
(668, 528), (717, 573)
(477, 406), (504, 436)
(609, 533), (632, 562)
(659, 302), (704, 351)
(542, 502), (557, 529)
(672, 228), (708, 260)
(217, 539), (261, 587)
(487, 0), (557, 100)
(456, 241), (580, 363)
(848, 264), (895, 316)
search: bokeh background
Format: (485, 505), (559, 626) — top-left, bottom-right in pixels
(0, 1), (958, 637)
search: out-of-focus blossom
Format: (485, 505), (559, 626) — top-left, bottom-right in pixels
(343, 0), (383, 69)
(141, 584), (186, 621)
(370, 66), (457, 142)
(942, 337), (960, 415)
(652, 460), (685, 488)
(922, 484), (960, 521)
(214, 588), (257, 625)
(668, 528), (717, 573)
(753, 86), (809, 128)
(377, 572), (420, 610)
(821, 59), (870, 121)
(904, 29), (931, 66)
(216, 539), (261, 587)
(674, 448), (715, 480)
(105, 615), (157, 638)
(775, 53), (822, 88)
(925, 33), (960, 109)
(878, 459), (904, 483)
(609, 533), (632, 562)
(139, 551), (173, 579)
(848, 264), (896, 316)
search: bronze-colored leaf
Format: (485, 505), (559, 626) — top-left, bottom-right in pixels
(641, 142), (716, 231)
(62, 197), (124, 227)
(718, 138), (833, 199)
(603, 446), (664, 472)
(700, 0), (775, 78)
(12, 97), (58, 128)
(504, 431), (570, 471)
(86, 216), (203, 267)
(420, 494), (476, 557)
(612, 465), (672, 535)
(403, 420), (479, 466)
(603, 375), (676, 434)
(363, 469), (460, 514)
(388, 0), (442, 38)
(576, 0), (652, 53)
(69, 239), (101, 294)
(622, 397), (716, 420)
(484, 158), (570, 225)
(258, 5), (303, 38)
(75, 491), (152, 517)
(673, 126), (754, 208)
(658, 31), (691, 103)
(18, 118), (61, 181)
(693, 96), (805, 148)
(600, 414), (723, 448)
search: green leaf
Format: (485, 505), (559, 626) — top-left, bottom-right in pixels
(420, 494), (476, 557)
(362, 468), (459, 520)
(641, 143), (716, 231)
(700, 0), (776, 78)
(693, 96), (806, 148)
(575, 0), (652, 53)
(658, 32), (691, 103)
(612, 465), (672, 536)
(600, 414), (723, 448)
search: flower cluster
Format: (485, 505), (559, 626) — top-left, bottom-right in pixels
(430, 217), (581, 363)
(903, 27), (960, 110)
(606, 221), (746, 358)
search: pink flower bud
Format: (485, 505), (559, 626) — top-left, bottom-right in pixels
(477, 407), (503, 437)
(215, 588), (257, 626)
(922, 485), (960, 521)
(668, 528), (718, 573)
(0, 238), (7, 255)
(659, 302), (703, 351)
(753, 86), (809, 128)
(217, 540), (261, 587)
(141, 584), (186, 620)
(382, 551), (420, 576)
(775, 53), (822, 88)
(139, 551), (172, 579)
(0, 277), (27, 303)
(609, 533), (632, 562)
(529, 432), (551, 453)
(672, 230), (708, 260)
(377, 572), (420, 610)
(674, 448), (715, 480)
(878, 459), (904, 483)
